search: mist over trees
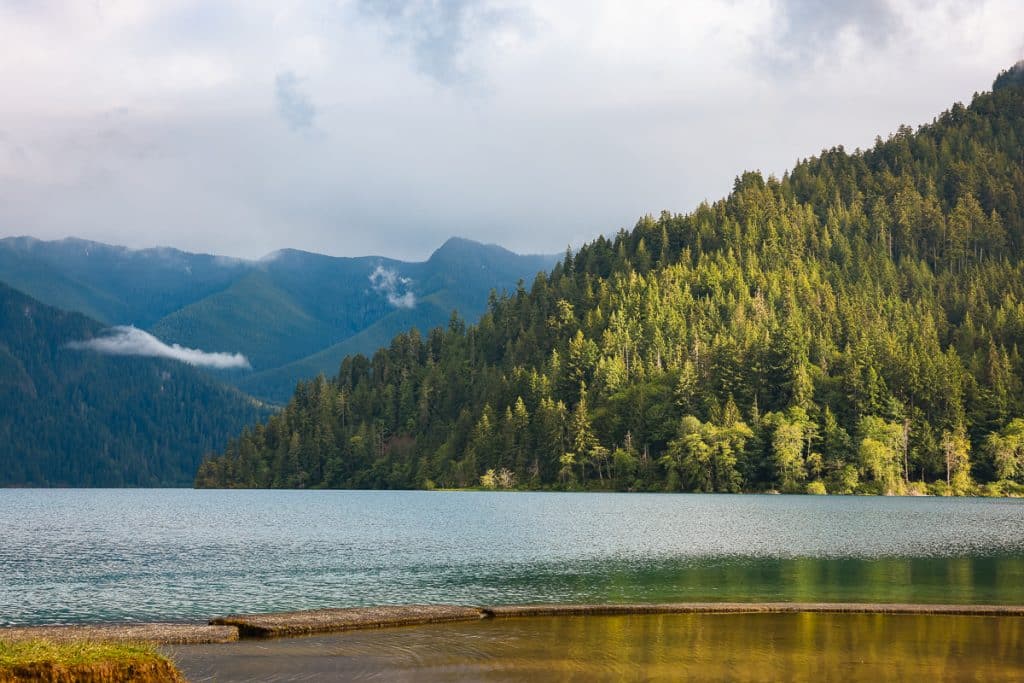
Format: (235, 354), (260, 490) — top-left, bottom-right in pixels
(197, 65), (1024, 496)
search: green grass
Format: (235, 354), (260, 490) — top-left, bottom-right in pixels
(0, 640), (164, 668)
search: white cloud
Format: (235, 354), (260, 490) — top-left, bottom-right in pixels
(68, 326), (251, 369)
(369, 265), (416, 309)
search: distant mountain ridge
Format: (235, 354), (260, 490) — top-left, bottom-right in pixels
(0, 235), (249, 326)
(0, 236), (558, 402)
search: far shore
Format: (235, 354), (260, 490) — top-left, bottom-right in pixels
(427, 486), (1024, 498)
(4, 486), (1024, 498)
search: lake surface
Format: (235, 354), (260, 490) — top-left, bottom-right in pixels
(2, 490), (1024, 626)
(169, 612), (1024, 682)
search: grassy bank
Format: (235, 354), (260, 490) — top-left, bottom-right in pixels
(0, 640), (183, 682)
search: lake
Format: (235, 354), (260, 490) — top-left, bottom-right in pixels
(2, 490), (1024, 626)
(168, 612), (1024, 682)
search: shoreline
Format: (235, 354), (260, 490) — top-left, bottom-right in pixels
(5, 601), (1024, 644)
(4, 487), (1024, 498)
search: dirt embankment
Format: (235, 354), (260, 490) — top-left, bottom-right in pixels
(0, 658), (183, 683)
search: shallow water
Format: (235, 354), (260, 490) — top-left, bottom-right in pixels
(2, 489), (1024, 625)
(168, 612), (1024, 682)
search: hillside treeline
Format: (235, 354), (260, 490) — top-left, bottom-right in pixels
(197, 65), (1024, 496)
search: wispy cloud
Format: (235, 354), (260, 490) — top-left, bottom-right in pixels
(68, 326), (251, 369)
(357, 0), (533, 84)
(275, 71), (316, 131)
(369, 264), (416, 308)
(758, 0), (901, 74)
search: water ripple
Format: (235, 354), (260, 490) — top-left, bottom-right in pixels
(2, 490), (1024, 625)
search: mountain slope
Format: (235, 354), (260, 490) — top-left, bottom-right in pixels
(229, 239), (558, 401)
(237, 299), (453, 402)
(198, 63), (1024, 496)
(149, 268), (335, 372)
(148, 251), (411, 378)
(0, 283), (269, 486)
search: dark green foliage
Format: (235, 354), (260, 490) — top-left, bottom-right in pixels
(994, 61), (1024, 92)
(0, 283), (269, 486)
(198, 67), (1024, 495)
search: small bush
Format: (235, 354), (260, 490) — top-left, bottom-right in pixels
(806, 481), (827, 495)
(906, 481), (928, 496)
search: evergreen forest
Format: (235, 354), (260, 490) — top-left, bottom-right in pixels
(0, 283), (270, 486)
(196, 64), (1024, 496)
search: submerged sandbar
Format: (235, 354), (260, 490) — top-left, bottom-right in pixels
(211, 601), (1024, 638)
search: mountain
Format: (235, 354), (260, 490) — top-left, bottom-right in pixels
(155, 238), (557, 402)
(198, 63), (1024, 496)
(0, 283), (269, 486)
(0, 236), (558, 402)
(0, 236), (247, 327)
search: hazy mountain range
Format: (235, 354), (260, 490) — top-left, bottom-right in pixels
(0, 236), (557, 403)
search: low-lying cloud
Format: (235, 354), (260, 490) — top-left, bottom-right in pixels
(369, 265), (416, 309)
(68, 326), (251, 369)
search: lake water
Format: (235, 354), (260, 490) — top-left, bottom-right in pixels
(169, 612), (1024, 682)
(2, 490), (1024, 626)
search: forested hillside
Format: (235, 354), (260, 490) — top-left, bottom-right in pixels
(0, 283), (269, 486)
(197, 64), (1024, 496)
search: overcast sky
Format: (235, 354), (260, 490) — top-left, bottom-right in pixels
(0, 1), (1021, 260)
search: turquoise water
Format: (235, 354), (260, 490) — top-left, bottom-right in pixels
(2, 490), (1024, 626)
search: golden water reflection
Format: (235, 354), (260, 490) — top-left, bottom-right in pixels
(171, 612), (1024, 682)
